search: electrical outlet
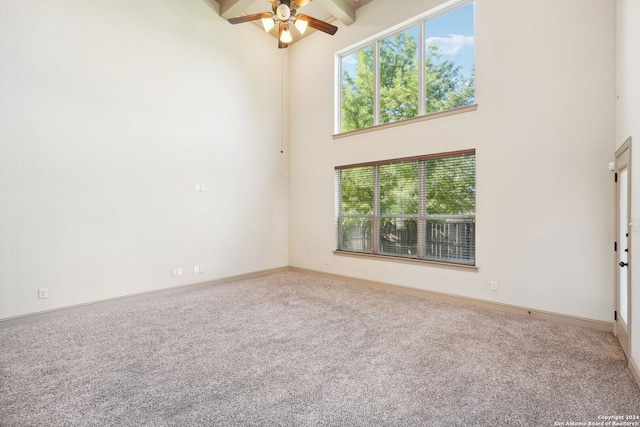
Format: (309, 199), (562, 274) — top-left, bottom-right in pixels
(490, 281), (499, 291)
(38, 288), (49, 299)
(199, 265), (204, 273)
(177, 268), (183, 276)
(194, 265), (200, 274)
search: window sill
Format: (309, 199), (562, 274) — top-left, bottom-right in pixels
(333, 104), (478, 140)
(333, 250), (479, 271)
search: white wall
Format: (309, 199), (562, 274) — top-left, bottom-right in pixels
(0, 0), (289, 319)
(616, 0), (640, 373)
(0, 0), (620, 327)
(288, 0), (616, 321)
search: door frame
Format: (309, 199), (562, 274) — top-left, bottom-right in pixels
(615, 137), (632, 359)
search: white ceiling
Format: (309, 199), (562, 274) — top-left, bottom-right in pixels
(217, 0), (373, 44)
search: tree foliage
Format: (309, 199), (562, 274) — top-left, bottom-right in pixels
(341, 33), (475, 132)
(338, 36), (475, 253)
(341, 46), (374, 132)
(379, 32), (419, 124)
(426, 155), (476, 215)
(425, 44), (475, 113)
(340, 167), (374, 215)
(338, 156), (476, 254)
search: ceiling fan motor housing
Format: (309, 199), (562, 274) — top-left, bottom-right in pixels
(276, 4), (291, 21)
(228, 0), (337, 48)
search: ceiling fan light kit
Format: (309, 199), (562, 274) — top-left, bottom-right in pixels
(280, 23), (293, 43)
(227, 0), (338, 49)
(294, 17), (308, 35)
(261, 16), (276, 32)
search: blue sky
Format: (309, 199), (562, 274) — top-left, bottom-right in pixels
(425, 3), (475, 79)
(341, 2), (475, 81)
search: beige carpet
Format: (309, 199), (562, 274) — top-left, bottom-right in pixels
(1, 271), (639, 426)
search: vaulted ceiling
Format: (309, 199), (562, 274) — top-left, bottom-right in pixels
(217, 0), (373, 43)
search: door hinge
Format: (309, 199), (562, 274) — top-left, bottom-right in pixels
(615, 310), (618, 321)
(615, 172), (618, 182)
(615, 241), (617, 252)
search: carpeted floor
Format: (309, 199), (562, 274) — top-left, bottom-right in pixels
(1, 271), (639, 426)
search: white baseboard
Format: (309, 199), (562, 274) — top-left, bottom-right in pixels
(3, 266), (629, 386)
(0, 265), (615, 334)
(0, 267), (289, 329)
(290, 267), (614, 333)
(630, 355), (640, 389)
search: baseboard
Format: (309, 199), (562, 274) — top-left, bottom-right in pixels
(0, 266), (289, 329)
(630, 355), (640, 388)
(1, 265), (614, 334)
(290, 267), (614, 333)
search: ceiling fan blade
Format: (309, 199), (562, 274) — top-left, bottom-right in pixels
(228, 12), (272, 25)
(293, 0), (312, 7)
(278, 22), (289, 49)
(297, 14), (338, 35)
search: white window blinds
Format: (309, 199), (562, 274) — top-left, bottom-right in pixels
(335, 150), (476, 265)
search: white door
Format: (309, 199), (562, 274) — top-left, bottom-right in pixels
(615, 139), (631, 358)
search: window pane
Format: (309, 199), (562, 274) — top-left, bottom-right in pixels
(425, 3), (475, 113)
(341, 45), (374, 132)
(379, 26), (419, 124)
(426, 154), (476, 215)
(379, 162), (419, 215)
(425, 219), (475, 264)
(380, 218), (418, 258)
(340, 166), (374, 214)
(339, 217), (373, 253)
(335, 151), (476, 266)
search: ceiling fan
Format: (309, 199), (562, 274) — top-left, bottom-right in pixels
(228, 0), (338, 48)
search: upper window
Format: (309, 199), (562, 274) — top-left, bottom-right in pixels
(338, 1), (475, 134)
(335, 150), (476, 266)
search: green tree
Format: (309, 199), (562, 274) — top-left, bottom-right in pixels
(337, 156), (476, 255)
(340, 167), (374, 215)
(425, 44), (475, 113)
(379, 161), (419, 255)
(338, 38), (475, 255)
(341, 37), (475, 132)
(338, 167), (374, 252)
(426, 155), (476, 215)
(341, 46), (374, 132)
(379, 30), (419, 124)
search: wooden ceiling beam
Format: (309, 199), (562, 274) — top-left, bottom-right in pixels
(219, 0), (258, 19)
(315, 0), (355, 26)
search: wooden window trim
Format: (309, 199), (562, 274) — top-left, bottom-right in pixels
(335, 148), (476, 170)
(333, 250), (479, 271)
(333, 104), (478, 140)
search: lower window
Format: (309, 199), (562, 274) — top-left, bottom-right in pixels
(335, 150), (476, 265)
